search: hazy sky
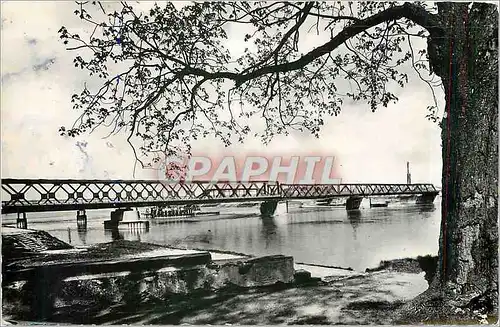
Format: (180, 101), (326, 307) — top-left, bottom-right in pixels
(1, 1), (444, 185)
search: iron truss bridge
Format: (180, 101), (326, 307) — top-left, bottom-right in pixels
(1, 179), (439, 214)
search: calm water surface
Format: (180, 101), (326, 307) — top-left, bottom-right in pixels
(2, 198), (441, 271)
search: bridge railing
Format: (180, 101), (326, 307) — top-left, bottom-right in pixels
(280, 183), (438, 198)
(1, 179), (282, 211)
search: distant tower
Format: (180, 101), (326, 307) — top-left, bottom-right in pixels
(406, 161), (412, 184)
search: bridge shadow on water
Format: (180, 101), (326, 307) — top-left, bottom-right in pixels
(77, 226), (88, 244)
(347, 210), (362, 241)
(259, 216), (279, 248)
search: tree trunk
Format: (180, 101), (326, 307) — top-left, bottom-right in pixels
(397, 3), (498, 323)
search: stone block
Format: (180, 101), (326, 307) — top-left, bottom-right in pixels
(212, 255), (295, 288)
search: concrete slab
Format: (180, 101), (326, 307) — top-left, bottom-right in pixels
(121, 248), (208, 259)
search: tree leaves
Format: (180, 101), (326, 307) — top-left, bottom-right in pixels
(59, 1), (440, 167)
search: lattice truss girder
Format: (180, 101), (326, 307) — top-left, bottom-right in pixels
(281, 183), (437, 197)
(1, 180), (282, 208)
(1, 179), (437, 210)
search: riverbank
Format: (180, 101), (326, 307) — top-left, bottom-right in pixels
(4, 227), (474, 325)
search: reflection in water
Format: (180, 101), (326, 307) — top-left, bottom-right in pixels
(106, 228), (124, 241)
(77, 225), (88, 245)
(418, 203), (436, 214)
(104, 226), (149, 242)
(1, 201), (441, 271)
(347, 210), (362, 240)
(260, 217), (278, 249)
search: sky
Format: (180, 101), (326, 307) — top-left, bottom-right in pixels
(1, 1), (444, 186)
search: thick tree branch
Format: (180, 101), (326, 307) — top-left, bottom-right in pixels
(241, 2), (315, 74)
(235, 3), (442, 86)
(183, 3), (442, 88)
(60, 1), (444, 167)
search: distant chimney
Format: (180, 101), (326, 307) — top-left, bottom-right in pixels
(406, 161), (412, 184)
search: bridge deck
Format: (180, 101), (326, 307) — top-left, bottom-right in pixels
(1, 179), (438, 214)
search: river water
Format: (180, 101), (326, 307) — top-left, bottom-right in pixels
(1, 197), (441, 271)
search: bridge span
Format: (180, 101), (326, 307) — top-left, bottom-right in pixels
(1, 179), (439, 228)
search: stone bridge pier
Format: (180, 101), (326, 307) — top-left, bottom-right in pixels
(260, 201), (278, 217)
(346, 196), (363, 210)
(103, 208), (127, 229)
(76, 209), (87, 229)
(16, 212), (27, 229)
(103, 208), (149, 230)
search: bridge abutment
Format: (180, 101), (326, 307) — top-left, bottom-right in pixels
(346, 196), (363, 211)
(260, 200), (278, 217)
(416, 192), (438, 204)
(16, 212), (27, 229)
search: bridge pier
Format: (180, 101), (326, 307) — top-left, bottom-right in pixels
(104, 208), (149, 230)
(104, 208), (125, 229)
(346, 196), (363, 211)
(416, 192), (438, 204)
(76, 209), (87, 229)
(260, 200), (278, 217)
(16, 212), (27, 229)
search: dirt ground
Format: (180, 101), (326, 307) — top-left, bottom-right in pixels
(7, 270), (425, 325)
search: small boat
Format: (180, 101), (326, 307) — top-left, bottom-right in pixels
(154, 210), (220, 219)
(369, 199), (389, 208)
(328, 198), (346, 207)
(370, 202), (389, 208)
(299, 200), (316, 208)
(397, 195), (416, 202)
(237, 202), (260, 207)
(316, 198), (332, 206)
(148, 205), (201, 218)
(200, 203), (219, 208)
(153, 217), (200, 224)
